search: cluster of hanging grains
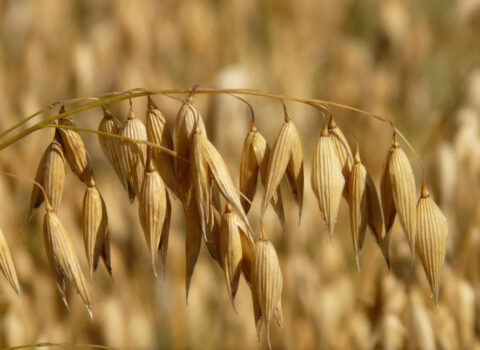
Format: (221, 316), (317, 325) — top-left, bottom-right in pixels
(0, 93), (449, 348)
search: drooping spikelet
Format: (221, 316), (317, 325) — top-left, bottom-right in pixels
(192, 131), (252, 239)
(387, 133), (417, 255)
(261, 110), (303, 223)
(173, 101), (207, 202)
(57, 108), (94, 184)
(311, 124), (345, 238)
(381, 146), (397, 235)
(43, 209), (91, 318)
(138, 151), (168, 277)
(328, 116), (353, 198)
(82, 179), (111, 278)
(416, 183), (448, 302)
(98, 106), (135, 202)
(146, 96), (177, 197)
(240, 124), (285, 230)
(219, 204), (246, 310)
(365, 173), (389, 267)
(254, 227), (283, 349)
(0, 226), (21, 295)
(119, 104), (148, 199)
(185, 197), (202, 301)
(29, 137), (66, 217)
(348, 149), (368, 270)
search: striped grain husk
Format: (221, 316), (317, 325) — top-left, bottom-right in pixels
(185, 197), (202, 302)
(146, 96), (178, 197)
(254, 228), (283, 349)
(381, 148), (397, 235)
(261, 111), (303, 223)
(192, 131), (252, 239)
(173, 101), (207, 202)
(240, 125), (285, 229)
(0, 226), (21, 295)
(311, 125), (345, 238)
(348, 151), (368, 270)
(82, 180), (111, 278)
(57, 111), (94, 184)
(119, 106), (148, 199)
(98, 107), (135, 202)
(29, 137), (66, 217)
(139, 151), (168, 277)
(328, 116), (353, 198)
(416, 183), (448, 302)
(43, 209), (91, 317)
(387, 134), (417, 255)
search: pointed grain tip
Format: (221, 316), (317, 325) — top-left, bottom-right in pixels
(321, 123), (330, 137)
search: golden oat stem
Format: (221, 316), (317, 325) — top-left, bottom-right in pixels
(1, 88), (394, 151)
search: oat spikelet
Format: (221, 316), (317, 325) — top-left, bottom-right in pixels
(365, 173), (389, 267)
(388, 133), (417, 254)
(219, 204), (245, 310)
(98, 107), (135, 202)
(139, 152), (167, 277)
(119, 105), (148, 198)
(254, 227), (283, 349)
(261, 111), (303, 222)
(348, 150), (368, 270)
(416, 183), (448, 302)
(192, 132), (252, 236)
(43, 209), (91, 317)
(240, 125), (285, 229)
(173, 101), (207, 202)
(146, 97), (177, 196)
(29, 137), (66, 217)
(311, 124), (345, 238)
(0, 226), (21, 295)
(381, 148), (397, 234)
(328, 116), (353, 197)
(185, 197), (202, 302)
(158, 192), (171, 275)
(82, 179), (111, 279)
(57, 110), (94, 184)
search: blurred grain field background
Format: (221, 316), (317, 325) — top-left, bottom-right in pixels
(0, 0), (480, 349)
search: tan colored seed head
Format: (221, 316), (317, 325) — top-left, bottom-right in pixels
(30, 137), (66, 217)
(58, 110), (94, 184)
(119, 105), (148, 199)
(138, 152), (168, 277)
(98, 107), (135, 202)
(261, 111), (304, 223)
(0, 226), (21, 296)
(43, 209), (91, 318)
(388, 134), (417, 256)
(254, 228), (283, 349)
(184, 197), (202, 302)
(82, 180), (110, 279)
(240, 126), (285, 229)
(348, 149), (368, 270)
(311, 124), (345, 238)
(146, 97), (178, 197)
(328, 115), (353, 198)
(416, 183), (448, 302)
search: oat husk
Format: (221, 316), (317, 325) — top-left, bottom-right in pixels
(82, 180), (111, 278)
(0, 226), (21, 295)
(43, 209), (91, 318)
(29, 137), (66, 217)
(58, 110), (94, 184)
(261, 111), (303, 223)
(98, 107), (135, 202)
(328, 116), (353, 198)
(311, 124), (345, 238)
(416, 183), (448, 302)
(254, 228), (283, 349)
(240, 125), (285, 229)
(185, 197), (202, 302)
(119, 105), (148, 199)
(146, 96), (178, 197)
(139, 151), (168, 277)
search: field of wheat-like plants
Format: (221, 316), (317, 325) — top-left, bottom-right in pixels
(0, 1), (480, 349)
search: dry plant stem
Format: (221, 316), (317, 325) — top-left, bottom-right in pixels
(0, 88), (395, 152)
